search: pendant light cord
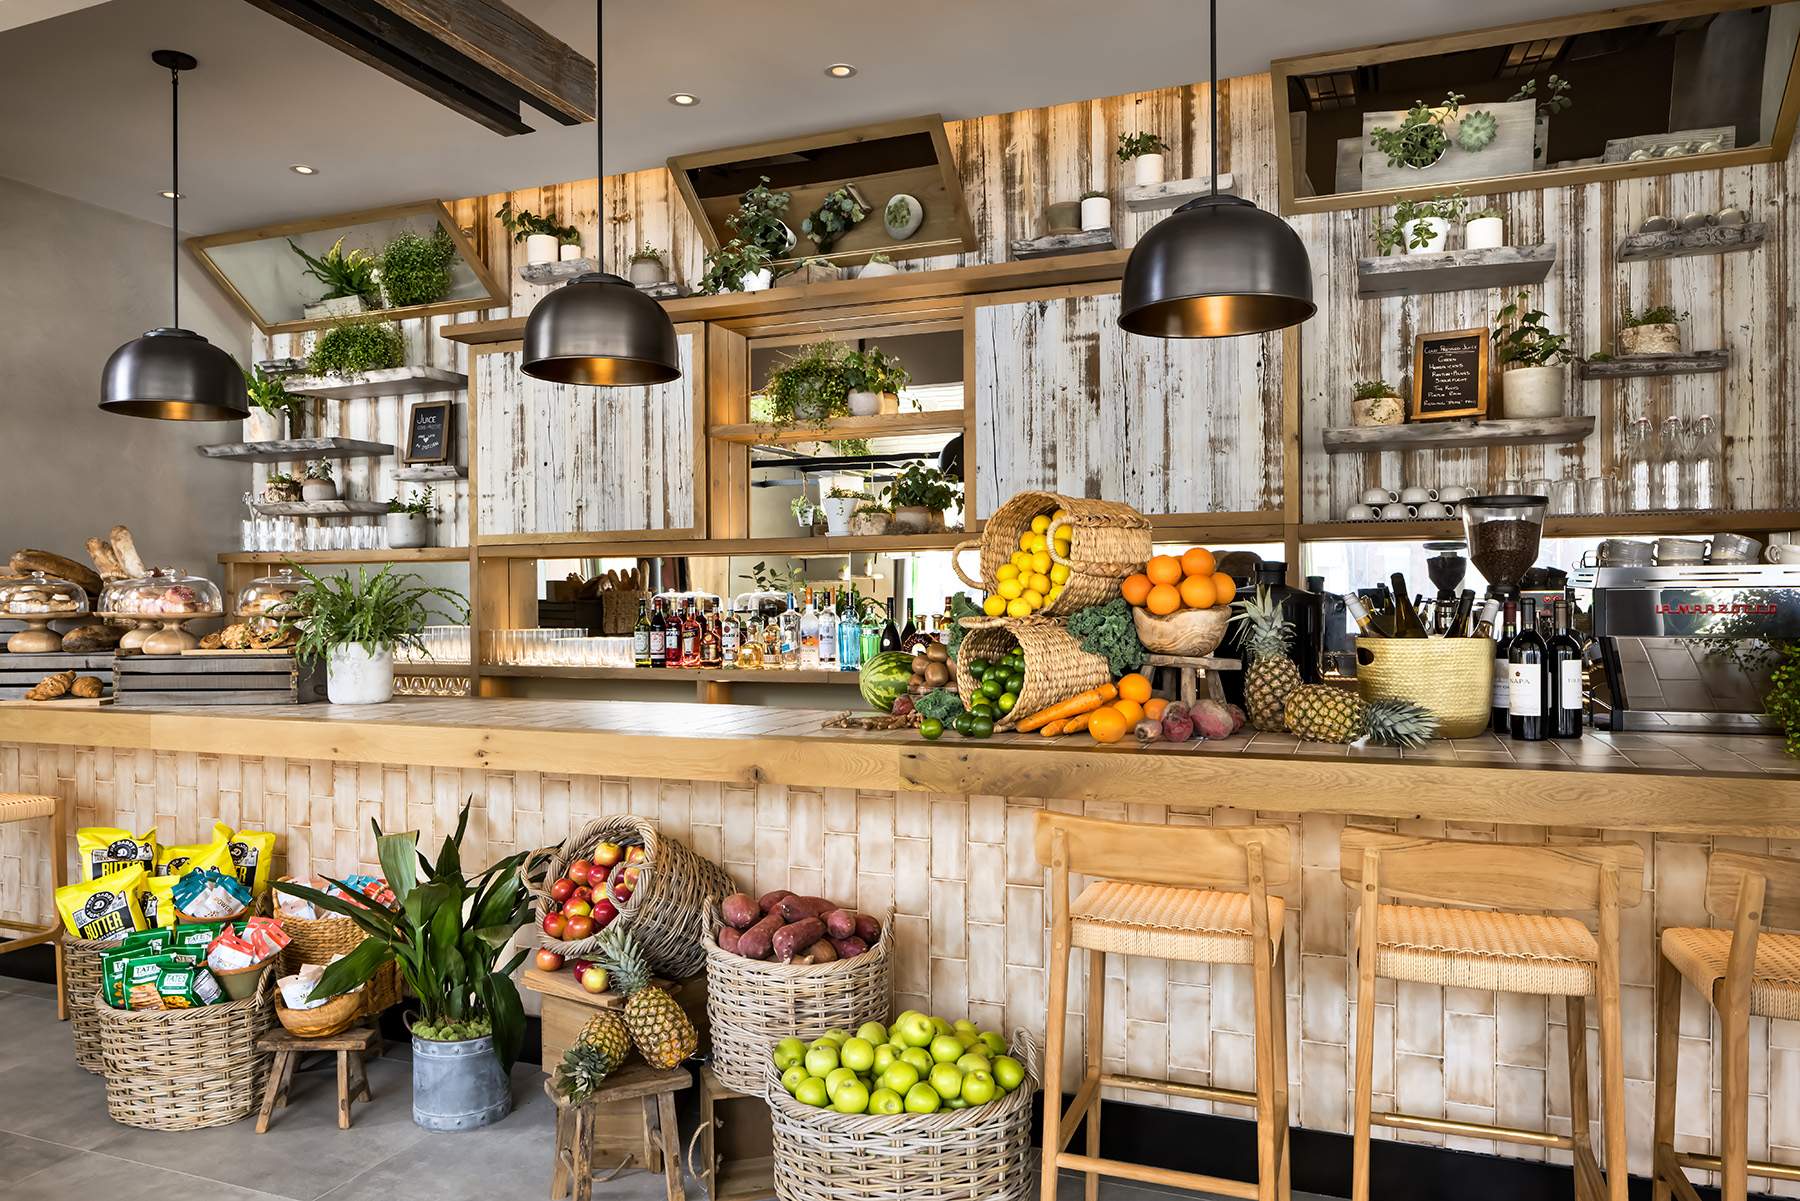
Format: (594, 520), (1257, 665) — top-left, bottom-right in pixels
(169, 62), (181, 328)
(1209, 0), (1219, 196)
(594, 0), (603, 272)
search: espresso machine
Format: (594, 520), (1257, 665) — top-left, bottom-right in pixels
(1587, 563), (1800, 731)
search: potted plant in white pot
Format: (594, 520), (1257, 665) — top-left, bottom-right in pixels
(301, 460), (338, 502)
(497, 201), (578, 267)
(385, 488), (435, 549)
(727, 176), (796, 262)
(1080, 189), (1111, 233)
(627, 243), (667, 286)
(791, 495), (818, 536)
(762, 341), (851, 427)
(1619, 304), (1686, 356)
(1117, 131), (1170, 186)
(276, 801), (529, 1132)
(244, 365), (304, 442)
(1465, 205), (1505, 250)
(844, 346), (910, 416)
(883, 462), (961, 534)
(699, 239), (773, 294)
(821, 487), (872, 536)
(859, 252), (898, 280)
(285, 562), (468, 705)
(1351, 379), (1406, 427)
(1367, 94), (1460, 173)
(1374, 193), (1465, 256)
(289, 237), (379, 321)
(1493, 291), (1573, 418)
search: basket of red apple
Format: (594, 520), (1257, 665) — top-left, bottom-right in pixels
(523, 815), (733, 980)
(765, 1016), (1040, 1201)
(701, 891), (892, 1094)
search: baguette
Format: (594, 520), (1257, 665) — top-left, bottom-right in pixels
(109, 526), (147, 577)
(8, 550), (102, 597)
(85, 537), (126, 581)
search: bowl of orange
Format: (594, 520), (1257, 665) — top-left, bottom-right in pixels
(1122, 548), (1235, 656)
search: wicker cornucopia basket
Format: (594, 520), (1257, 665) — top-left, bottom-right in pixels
(955, 618), (1110, 731)
(952, 491), (1151, 618)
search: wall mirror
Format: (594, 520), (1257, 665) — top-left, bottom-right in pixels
(1272, 0), (1800, 214)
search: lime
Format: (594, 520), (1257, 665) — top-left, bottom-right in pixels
(997, 692), (1017, 713)
(980, 676), (1003, 699)
(968, 715), (994, 738)
(967, 660), (988, 679)
(919, 718), (943, 740)
(951, 713), (974, 736)
(970, 702), (996, 719)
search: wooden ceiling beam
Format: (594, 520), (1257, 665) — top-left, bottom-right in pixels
(380, 0), (593, 124)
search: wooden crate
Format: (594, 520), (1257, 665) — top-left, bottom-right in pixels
(0, 652), (116, 700)
(112, 652), (326, 706)
(696, 1067), (775, 1201)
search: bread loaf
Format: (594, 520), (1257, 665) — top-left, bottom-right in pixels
(108, 526), (147, 578)
(85, 537), (126, 581)
(62, 624), (122, 652)
(8, 550), (102, 597)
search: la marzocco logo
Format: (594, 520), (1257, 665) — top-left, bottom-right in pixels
(1655, 601), (1778, 615)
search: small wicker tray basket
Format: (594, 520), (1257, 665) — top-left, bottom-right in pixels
(277, 906), (403, 1017)
(955, 617), (1110, 731)
(95, 972), (275, 1131)
(952, 491), (1151, 618)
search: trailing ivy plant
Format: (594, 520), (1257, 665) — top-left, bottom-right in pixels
(495, 201), (578, 244)
(699, 239), (772, 294)
(308, 318), (407, 376)
(1508, 74), (1573, 117)
(1493, 292), (1572, 368)
(760, 341), (852, 426)
(289, 236), (380, 307)
(1368, 93), (1463, 170)
(379, 226), (458, 308)
(1115, 132), (1169, 162)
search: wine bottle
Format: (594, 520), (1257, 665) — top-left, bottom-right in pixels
(899, 598), (917, 649)
(1472, 598), (1501, 640)
(1548, 597), (1584, 739)
(1508, 598), (1547, 742)
(633, 598), (651, 667)
(1390, 573), (1430, 638)
(1492, 600), (1517, 734)
(1344, 593), (1383, 637)
(880, 603), (901, 654)
(1445, 590), (1475, 639)
(648, 599), (666, 669)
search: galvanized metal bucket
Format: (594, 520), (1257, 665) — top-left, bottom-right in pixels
(411, 1033), (512, 1131)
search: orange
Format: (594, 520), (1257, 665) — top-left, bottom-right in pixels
(1116, 672), (1152, 703)
(1088, 707), (1128, 744)
(1211, 574), (1237, 607)
(1145, 583), (1181, 616)
(1145, 555), (1183, 586)
(1121, 573), (1153, 607)
(1179, 574), (1217, 610)
(1180, 547), (1216, 577)
(1143, 697), (1169, 721)
(1111, 699), (1144, 725)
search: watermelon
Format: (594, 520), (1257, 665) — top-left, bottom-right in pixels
(859, 651), (915, 713)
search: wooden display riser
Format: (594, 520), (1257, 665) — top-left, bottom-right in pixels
(695, 1068), (775, 1201)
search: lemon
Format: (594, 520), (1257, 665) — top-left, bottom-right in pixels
(1011, 551), (1032, 571)
(1029, 551), (1052, 574)
(1053, 535), (1072, 555)
(1005, 598), (1032, 619)
(997, 578), (1023, 600)
(995, 564), (1019, 582)
(1017, 531), (1035, 552)
(1047, 584), (1063, 601)
(1050, 563), (1071, 584)
(1029, 573), (1052, 595)
(982, 595), (1007, 617)
(1030, 515), (1050, 534)
(1052, 508), (1070, 522)
(1026, 532), (1047, 554)
(1024, 590), (1044, 610)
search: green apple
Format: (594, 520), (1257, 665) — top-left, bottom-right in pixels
(825, 1067), (860, 1100)
(903, 1082), (942, 1114)
(956, 1052), (991, 1074)
(953, 1019), (979, 1037)
(839, 1037), (876, 1073)
(878, 1061), (920, 1094)
(929, 1016), (954, 1038)
(892, 1011), (936, 1048)
(780, 1065), (809, 1094)
(992, 1055), (1025, 1092)
(856, 1021), (890, 1045)
(944, 1096), (970, 1109)
(795, 1077), (829, 1107)
(832, 1079), (870, 1114)
(822, 1028), (851, 1044)
(872, 1044), (900, 1074)
(929, 1034), (965, 1064)
(928, 1063), (964, 1100)
(978, 1032), (1008, 1057)
(961, 1069), (998, 1105)
(804, 1045), (839, 1077)
(773, 1037), (807, 1070)
(899, 1047), (933, 1075)
(868, 1087), (905, 1115)
(809, 1037), (838, 1052)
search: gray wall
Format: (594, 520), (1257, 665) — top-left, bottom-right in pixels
(0, 174), (248, 591)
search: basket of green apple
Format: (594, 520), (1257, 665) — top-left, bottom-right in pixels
(766, 1013), (1040, 1201)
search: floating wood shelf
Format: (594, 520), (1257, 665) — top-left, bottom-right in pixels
(1120, 174), (1239, 212)
(474, 530), (972, 558)
(1577, 351), (1728, 380)
(1011, 229), (1115, 260)
(1299, 510), (1800, 542)
(478, 665), (859, 684)
(394, 464), (468, 482)
(638, 281), (689, 299)
(250, 499), (389, 518)
(1321, 416), (1593, 454)
(1355, 243), (1556, 299)
(709, 410), (965, 446)
(283, 366), (467, 400)
(1617, 223), (1765, 262)
(219, 548), (469, 565)
(518, 258), (593, 284)
(197, 437), (393, 463)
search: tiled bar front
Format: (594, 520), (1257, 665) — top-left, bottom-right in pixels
(3, 738), (1797, 1192)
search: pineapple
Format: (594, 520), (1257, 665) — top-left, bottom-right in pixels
(595, 926), (697, 1070)
(1232, 587), (1302, 732)
(554, 1010), (630, 1102)
(1283, 685), (1437, 747)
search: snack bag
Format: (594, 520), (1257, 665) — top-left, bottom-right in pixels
(212, 823), (276, 896)
(171, 867), (251, 919)
(55, 866), (149, 942)
(153, 962), (222, 1008)
(170, 920), (227, 953)
(76, 826), (157, 881)
(157, 839), (233, 879)
(103, 943), (193, 1008)
(141, 875), (179, 929)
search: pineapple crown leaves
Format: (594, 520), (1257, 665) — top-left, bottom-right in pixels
(1363, 698), (1438, 748)
(595, 924), (651, 995)
(1230, 586), (1295, 658)
(554, 1042), (617, 1102)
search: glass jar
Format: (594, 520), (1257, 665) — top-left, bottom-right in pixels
(0, 571), (90, 653)
(1623, 417), (1655, 511)
(1685, 415), (1720, 511)
(99, 568), (223, 655)
(1656, 416), (1690, 510)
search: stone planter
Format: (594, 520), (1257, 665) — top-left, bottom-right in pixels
(301, 479), (337, 503)
(849, 509), (890, 537)
(846, 390), (898, 417)
(524, 234), (559, 265)
(1405, 217), (1448, 254)
(820, 497), (858, 536)
(385, 512), (428, 549)
(1132, 153), (1166, 186)
(1080, 196), (1112, 232)
(326, 644), (394, 706)
(1465, 216), (1505, 250)
(1502, 364), (1566, 418)
(1619, 323), (1682, 356)
(1351, 393), (1406, 427)
(1045, 201), (1081, 234)
(891, 505), (945, 534)
(247, 409), (285, 443)
(411, 1032), (511, 1131)
(628, 258), (667, 286)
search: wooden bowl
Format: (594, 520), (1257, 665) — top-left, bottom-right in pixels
(277, 990), (362, 1039)
(212, 961), (273, 1002)
(1131, 606), (1231, 656)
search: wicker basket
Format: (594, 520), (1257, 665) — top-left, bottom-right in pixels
(1355, 636), (1493, 739)
(96, 973), (275, 1130)
(524, 815), (735, 979)
(65, 936), (115, 1072)
(955, 618), (1110, 731)
(701, 904), (893, 1094)
(276, 990), (362, 1039)
(276, 905), (403, 1017)
(766, 1029), (1041, 1201)
(952, 491), (1152, 618)
(1132, 606), (1231, 656)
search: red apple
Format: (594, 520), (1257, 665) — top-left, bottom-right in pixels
(541, 913), (568, 939)
(592, 842), (623, 869)
(564, 899), (592, 918)
(570, 885), (593, 905)
(567, 858), (594, 885)
(535, 949), (564, 971)
(549, 877), (576, 903)
(564, 913), (595, 940)
(579, 965), (610, 994)
(624, 845), (646, 865)
(568, 959), (593, 977)
(590, 897), (618, 927)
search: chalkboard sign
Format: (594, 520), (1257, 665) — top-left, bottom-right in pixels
(1411, 328), (1490, 421)
(404, 400), (452, 464)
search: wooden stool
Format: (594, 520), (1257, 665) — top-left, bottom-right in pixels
(1653, 850), (1800, 1201)
(1145, 653), (1238, 708)
(0, 793), (68, 1021)
(1341, 829), (1644, 1201)
(549, 1060), (691, 1201)
(254, 1023), (379, 1133)
(1036, 812), (1291, 1201)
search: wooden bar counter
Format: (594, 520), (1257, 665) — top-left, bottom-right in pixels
(4, 699), (1798, 1179)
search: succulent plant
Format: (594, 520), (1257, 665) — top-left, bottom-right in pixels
(1457, 109), (1498, 153)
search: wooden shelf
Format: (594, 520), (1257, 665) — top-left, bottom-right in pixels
(219, 548), (469, 565)
(1618, 223), (1765, 262)
(474, 531), (971, 559)
(1011, 229), (1115, 260)
(394, 464), (467, 481)
(1120, 174), (1239, 212)
(518, 258), (593, 284)
(1577, 352), (1728, 380)
(709, 410), (965, 446)
(197, 437), (393, 463)
(1321, 416), (1593, 454)
(251, 499), (389, 517)
(1299, 510), (1800, 542)
(1356, 244), (1556, 299)
(1299, 519), (1462, 542)
(480, 665), (858, 684)
(283, 366), (467, 400)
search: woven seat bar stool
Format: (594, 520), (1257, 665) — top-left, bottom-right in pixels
(0, 792), (69, 1021)
(1036, 812), (1292, 1201)
(1341, 828), (1644, 1201)
(1653, 850), (1800, 1201)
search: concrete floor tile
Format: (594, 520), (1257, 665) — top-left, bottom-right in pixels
(0, 1131), (81, 1186)
(0, 1149), (290, 1200)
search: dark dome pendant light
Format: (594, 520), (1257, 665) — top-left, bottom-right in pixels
(100, 51), (247, 421)
(521, 1), (680, 386)
(1118, 0), (1315, 338)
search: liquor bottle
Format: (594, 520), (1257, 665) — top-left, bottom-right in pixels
(1492, 600), (1517, 734)
(1445, 590), (1476, 639)
(633, 598), (651, 667)
(680, 601), (701, 668)
(799, 589), (821, 669)
(899, 599), (917, 649)
(701, 603), (722, 668)
(879, 603), (901, 654)
(721, 605), (740, 668)
(762, 611), (780, 665)
(1548, 597), (1584, 740)
(1389, 573), (1429, 638)
(838, 593), (862, 670)
(1472, 598), (1501, 640)
(818, 589), (837, 668)
(648, 599), (667, 669)
(779, 594), (801, 669)
(1508, 598), (1547, 742)
(1344, 593), (1383, 637)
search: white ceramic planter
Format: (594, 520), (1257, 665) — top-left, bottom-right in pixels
(1464, 216), (1505, 250)
(859, 260), (898, 279)
(1132, 153), (1166, 186)
(524, 234), (559, 265)
(1351, 394), (1405, 427)
(327, 644), (394, 706)
(821, 497), (857, 536)
(300, 480), (337, 502)
(1405, 217), (1448, 254)
(847, 390), (881, 417)
(385, 512), (428, 549)
(1502, 364), (1566, 418)
(628, 258), (666, 286)
(1619, 324), (1682, 355)
(1080, 196), (1112, 232)
(741, 268), (773, 293)
(247, 409), (284, 443)
(558, 243), (583, 262)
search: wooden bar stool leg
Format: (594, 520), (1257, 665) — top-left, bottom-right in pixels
(51, 797), (69, 1021)
(256, 1050), (294, 1134)
(1039, 834), (1073, 1201)
(1270, 939), (1292, 1201)
(1350, 865), (1379, 1201)
(1651, 953), (1682, 1201)
(1567, 995), (1594, 1201)
(1719, 998), (1750, 1201)
(657, 1091), (685, 1201)
(1084, 948), (1105, 1201)
(1252, 944), (1279, 1201)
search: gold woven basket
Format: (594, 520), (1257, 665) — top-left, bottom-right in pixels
(955, 617), (1110, 731)
(951, 491), (1151, 618)
(65, 936), (115, 1072)
(1355, 636), (1494, 739)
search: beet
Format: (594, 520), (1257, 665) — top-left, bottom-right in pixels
(823, 908), (857, 940)
(1191, 700), (1235, 740)
(720, 892), (760, 930)
(1161, 710), (1196, 743)
(717, 926), (742, 954)
(772, 917), (826, 962)
(737, 912), (784, 959)
(853, 913), (881, 944)
(1226, 703), (1247, 733)
(829, 936), (869, 959)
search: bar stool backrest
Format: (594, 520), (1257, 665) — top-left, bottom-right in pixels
(1705, 851), (1800, 931)
(1340, 828), (1645, 912)
(1034, 811), (1291, 889)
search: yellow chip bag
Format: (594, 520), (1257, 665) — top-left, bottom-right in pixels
(55, 865), (150, 942)
(157, 840), (233, 879)
(76, 826), (157, 881)
(142, 875), (179, 929)
(212, 823), (276, 896)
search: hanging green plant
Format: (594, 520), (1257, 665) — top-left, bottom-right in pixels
(289, 236), (380, 307)
(727, 176), (793, 259)
(308, 318), (407, 376)
(379, 226), (458, 308)
(801, 183), (870, 253)
(760, 341), (852, 426)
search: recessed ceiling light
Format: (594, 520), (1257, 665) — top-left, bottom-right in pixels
(667, 92), (699, 106)
(159, 189), (183, 199)
(825, 63), (857, 78)
(289, 163), (318, 175)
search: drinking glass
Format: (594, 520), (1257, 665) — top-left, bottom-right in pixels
(1583, 474), (1611, 516)
(1525, 477), (1551, 502)
(1500, 478), (1524, 495)
(1549, 477), (1581, 517)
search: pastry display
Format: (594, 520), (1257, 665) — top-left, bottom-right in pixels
(198, 622), (298, 651)
(0, 570), (92, 653)
(96, 568), (222, 655)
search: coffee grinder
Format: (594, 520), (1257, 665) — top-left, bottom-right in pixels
(1460, 495), (1548, 600)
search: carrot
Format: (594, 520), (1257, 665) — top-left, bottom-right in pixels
(1097, 683), (1119, 701)
(1039, 719), (1067, 737)
(1064, 712), (1093, 733)
(1015, 688), (1107, 732)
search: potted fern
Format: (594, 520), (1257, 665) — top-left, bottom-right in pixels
(284, 563), (467, 704)
(1619, 305), (1687, 356)
(1494, 292), (1573, 418)
(1117, 131), (1170, 186)
(385, 488), (436, 549)
(844, 346), (910, 416)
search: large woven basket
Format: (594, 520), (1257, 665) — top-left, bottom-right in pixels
(766, 1029), (1041, 1201)
(96, 973), (275, 1131)
(1355, 636), (1493, 739)
(524, 815), (735, 979)
(276, 905), (403, 1017)
(65, 936), (115, 1072)
(701, 904), (893, 1094)
(952, 491), (1152, 617)
(955, 618), (1110, 731)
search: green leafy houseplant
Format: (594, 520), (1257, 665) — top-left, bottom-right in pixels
(844, 346), (911, 397)
(1372, 194), (1465, 254)
(699, 239), (772, 295)
(388, 488), (437, 518)
(1369, 93), (1464, 170)
(801, 183), (870, 253)
(1509, 74), (1573, 117)
(727, 176), (793, 259)
(379, 226), (458, 308)
(1622, 305), (1688, 328)
(495, 201), (578, 244)
(264, 471), (302, 502)
(244, 365), (304, 431)
(630, 243), (666, 266)
(281, 563), (468, 666)
(289, 236), (380, 307)
(1354, 379), (1398, 400)
(1080, 189), (1107, 201)
(308, 319), (406, 376)
(1493, 292), (1572, 368)
(304, 459), (334, 482)
(277, 801), (532, 1066)
(1115, 132), (1169, 162)
(1764, 643), (1800, 757)
(761, 341), (852, 426)
(1468, 206), (1504, 223)
(883, 462), (961, 512)
(827, 486), (875, 502)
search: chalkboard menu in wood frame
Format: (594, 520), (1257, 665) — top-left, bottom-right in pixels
(404, 400), (453, 464)
(1411, 327), (1489, 421)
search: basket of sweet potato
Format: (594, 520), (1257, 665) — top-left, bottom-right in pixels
(701, 890), (893, 1094)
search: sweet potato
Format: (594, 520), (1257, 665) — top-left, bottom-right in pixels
(805, 939), (838, 964)
(757, 889), (794, 914)
(737, 912), (784, 959)
(772, 917), (826, 963)
(720, 893), (760, 930)
(716, 926), (742, 954)
(853, 913), (881, 944)
(776, 894), (834, 923)
(829, 936), (868, 960)
(823, 908), (857, 940)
